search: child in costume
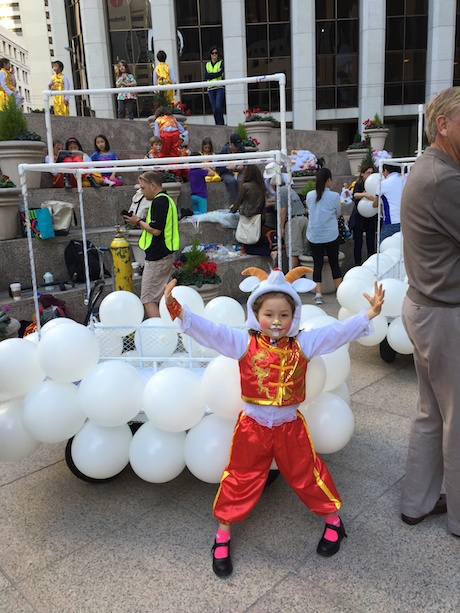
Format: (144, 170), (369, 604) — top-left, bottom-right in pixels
(153, 105), (184, 159)
(90, 134), (123, 186)
(145, 136), (163, 159)
(164, 267), (384, 578)
(0, 57), (20, 108)
(63, 137), (104, 188)
(49, 61), (70, 116)
(153, 50), (176, 105)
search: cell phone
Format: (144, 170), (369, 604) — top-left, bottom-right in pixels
(120, 209), (133, 217)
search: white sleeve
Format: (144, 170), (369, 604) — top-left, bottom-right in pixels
(180, 306), (248, 359)
(170, 66), (177, 84)
(0, 72), (14, 95)
(64, 75), (70, 101)
(298, 309), (373, 359)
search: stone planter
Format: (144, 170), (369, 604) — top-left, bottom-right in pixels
(346, 149), (368, 176)
(291, 175), (316, 195)
(363, 128), (389, 152)
(187, 283), (221, 303)
(244, 121), (275, 152)
(162, 181), (181, 206)
(0, 141), (46, 189)
(0, 187), (21, 240)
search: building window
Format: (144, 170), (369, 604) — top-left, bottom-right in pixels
(384, 0), (428, 105)
(316, 0), (359, 110)
(245, 0), (291, 112)
(176, 0), (223, 117)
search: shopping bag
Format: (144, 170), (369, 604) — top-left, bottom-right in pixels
(41, 200), (77, 235)
(20, 208), (55, 239)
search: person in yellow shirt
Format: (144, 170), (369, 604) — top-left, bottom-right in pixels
(49, 61), (70, 116)
(153, 50), (176, 105)
(0, 57), (20, 109)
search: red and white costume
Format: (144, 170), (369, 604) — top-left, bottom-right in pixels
(179, 270), (373, 524)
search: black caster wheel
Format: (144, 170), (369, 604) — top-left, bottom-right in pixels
(64, 437), (121, 483)
(380, 337), (397, 363)
(264, 469), (281, 489)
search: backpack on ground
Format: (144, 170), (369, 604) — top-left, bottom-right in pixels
(41, 201), (78, 236)
(64, 239), (109, 283)
(23, 293), (77, 336)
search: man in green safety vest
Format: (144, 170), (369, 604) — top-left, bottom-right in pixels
(122, 171), (179, 318)
(204, 46), (225, 125)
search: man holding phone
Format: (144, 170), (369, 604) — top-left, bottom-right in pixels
(121, 171), (179, 318)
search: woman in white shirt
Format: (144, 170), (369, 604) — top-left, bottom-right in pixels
(306, 168), (342, 304)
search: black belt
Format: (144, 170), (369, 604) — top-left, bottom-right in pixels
(292, 215), (305, 218)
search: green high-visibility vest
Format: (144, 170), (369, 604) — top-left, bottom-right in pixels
(138, 192), (179, 253)
(206, 60), (223, 82)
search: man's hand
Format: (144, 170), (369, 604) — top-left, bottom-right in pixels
(364, 281), (385, 320)
(165, 279), (178, 304)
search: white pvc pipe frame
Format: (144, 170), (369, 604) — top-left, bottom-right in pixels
(19, 74), (296, 330)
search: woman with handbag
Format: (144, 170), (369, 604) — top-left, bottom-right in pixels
(306, 167), (342, 304)
(231, 166), (276, 261)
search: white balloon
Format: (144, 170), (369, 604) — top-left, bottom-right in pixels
(356, 313), (388, 346)
(115, 349), (141, 367)
(40, 317), (78, 336)
(322, 346), (351, 391)
(362, 253), (395, 274)
(181, 334), (219, 359)
(204, 297), (245, 326)
(201, 356), (243, 420)
(364, 172), (381, 197)
(343, 266), (375, 285)
(23, 332), (40, 345)
(99, 291), (144, 328)
(129, 422), (186, 483)
(357, 197), (377, 218)
(159, 286), (205, 325)
(93, 326), (123, 358)
(300, 304), (326, 325)
(336, 278), (373, 312)
(79, 361), (145, 427)
(380, 278), (409, 318)
(184, 414), (236, 483)
(134, 318), (178, 358)
(380, 233), (403, 253)
(22, 381), (86, 443)
(0, 339), (46, 401)
(302, 315), (338, 331)
(70, 422), (132, 479)
(329, 382), (351, 405)
(383, 247), (403, 263)
(37, 323), (100, 383)
(337, 307), (356, 320)
(304, 355), (327, 403)
(302, 392), (354, 454)
(0, 399), (41, 461)
(387, 316), (414, 355)
(143, 367), (205, 432)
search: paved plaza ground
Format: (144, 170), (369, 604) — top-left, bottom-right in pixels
(1, 295), (459, 613)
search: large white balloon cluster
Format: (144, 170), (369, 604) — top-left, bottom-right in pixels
(0, 288), (357, 480)
(338, 232), (413, 355)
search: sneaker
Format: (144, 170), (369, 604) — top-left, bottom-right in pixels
(314, 295), (323, 305)
(104, 178), (116, 187)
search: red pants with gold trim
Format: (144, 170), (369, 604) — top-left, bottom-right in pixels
(160, 130), (180, 158)
(213, 411), (342, 524)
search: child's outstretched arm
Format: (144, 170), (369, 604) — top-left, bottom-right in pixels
(363, 281), (385, 320)
(164, 278), (183, 321)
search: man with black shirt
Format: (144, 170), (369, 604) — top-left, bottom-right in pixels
(122, 171), (179, 318)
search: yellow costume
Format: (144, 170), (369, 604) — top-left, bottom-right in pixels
(0, 68), (15, 109)
(51, 72), (70, 116)
(154, 62), (175, 104)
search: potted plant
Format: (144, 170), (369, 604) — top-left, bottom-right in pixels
(362, 113), (389, 151)
(243, 108), (279, 151)
(346, 132), (371, 176)
(148, 91), (191, 124)
(235, 123), (259, 150)
(0, 95), (46, 189)
(172, 237), (221, 301)
(0, 173), (21, 240)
